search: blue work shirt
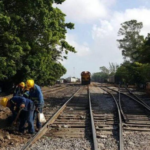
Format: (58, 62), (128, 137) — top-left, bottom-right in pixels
(29, 84), (44, 107)
(10, 96), (34, 112)
(23, 90), (29, 98)
(13, 86), (24, 96)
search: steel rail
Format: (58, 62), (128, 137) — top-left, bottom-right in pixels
(118, 87), (129, 122)
(22, 87), (81, 150)
(100, 86), (128, 122)
(101, 87), (124, 150)
(107, 87), (150, 111)
(125, 87), (150, 109)
(88, 86), (98, 150)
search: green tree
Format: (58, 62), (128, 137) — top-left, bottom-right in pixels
(99, 66), (109, 74)
(116, 61), (132, 84)
(117, 20), (144, 61)
(137, 33), (150, 63)
(92, 72), (108, 83)
(0, 0), (76, 89)
(109, 62), (119, 75)
(116, 61), (150, 85)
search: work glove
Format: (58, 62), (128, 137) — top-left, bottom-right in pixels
(20, 104), (25, 108)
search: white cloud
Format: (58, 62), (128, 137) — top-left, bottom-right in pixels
(112, 8), (150, 36)
(91, 8), (150, 67)
(66, 34), (91, 57)
(61, 6), (150, 78)
(101, 0), (116, 7)
(54, 0), (116, 23)
(93, 8), (150, 39)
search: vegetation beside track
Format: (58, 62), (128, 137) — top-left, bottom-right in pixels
(92, 20), (150, 88)
(0, 0), (76, 92)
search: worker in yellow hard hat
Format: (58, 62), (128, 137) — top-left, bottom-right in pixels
(13, 82), (25, 96)
(23, 87), (30, 98)
(26, 79), (44, 131)
(26, 79), (34, 89)
(0, 96), (35, 134)
(0, 97), (9, 107)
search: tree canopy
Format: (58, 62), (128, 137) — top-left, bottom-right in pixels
(92, 72), (109, 83)
(0, 0), (76, 89)
(137, 33), (150, 63)
(92, 63), (118, 82)
(116, 20), (150, 86)
(117, 20), (144, 61)
(92, 19), (150, 87)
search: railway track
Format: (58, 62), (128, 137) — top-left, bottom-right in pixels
(0, 84), (81, 150)
(22, 84), (125, 150)
(100, 85), (150, 150)
(22, 86), (88, 149)
(121, 89), (150, 129)
(42, 85), (67, 94)
(22, 85), (105, 150)
(2, 83), (150, 150)
(96, 86), (123, 150)
(104, 86), (150, 125)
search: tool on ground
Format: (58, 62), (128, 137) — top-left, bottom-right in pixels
(13, 107), (23, 125)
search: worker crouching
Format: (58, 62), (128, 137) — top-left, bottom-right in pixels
(0, 96), (35, 134)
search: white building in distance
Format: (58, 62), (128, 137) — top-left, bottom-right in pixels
(66, 77), (78, 83)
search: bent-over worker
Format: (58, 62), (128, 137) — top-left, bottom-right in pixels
(0, 96), (35, 134)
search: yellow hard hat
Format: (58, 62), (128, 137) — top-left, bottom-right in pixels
(0, 98), (9, 107)
(26, 79), (34, 89)
(19, 82), (25, 88)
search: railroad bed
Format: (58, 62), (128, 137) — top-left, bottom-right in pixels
(1, 83), (150, 150)
(22, 86), (93, 150)
(22, 84), (121, 150)
(101, 85), (150, 150)
(0, 84), (80, 150)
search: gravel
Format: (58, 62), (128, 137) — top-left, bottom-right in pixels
(30, 137), (91, 150)
(6, 137), (92, 150)
(2, 83), (150, 150)
(124, 132), (150, 150)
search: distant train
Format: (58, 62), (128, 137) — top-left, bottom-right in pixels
(81, 71), (91, 85)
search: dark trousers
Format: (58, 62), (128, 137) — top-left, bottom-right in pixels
(33, 106), (43, 129)
(19, 110), (35, 133)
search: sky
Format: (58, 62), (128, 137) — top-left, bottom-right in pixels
(54, 0), (150, 78)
